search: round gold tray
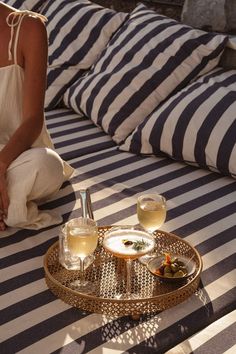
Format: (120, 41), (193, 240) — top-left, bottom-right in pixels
(44, 226), (202, 317)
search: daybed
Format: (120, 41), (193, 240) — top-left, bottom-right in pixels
(1, 1), (235, 353)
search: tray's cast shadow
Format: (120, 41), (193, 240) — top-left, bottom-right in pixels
(55, 285), (213, 353)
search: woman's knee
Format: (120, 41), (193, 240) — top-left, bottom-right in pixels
(34, 148), (64, 175)
(25, 148), (65, 200)
(10, 147), (64, 174)
(5, 148), (65, 221)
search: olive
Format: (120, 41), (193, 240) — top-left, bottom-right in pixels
(171, 263), (179, 273)
(178, 260), (185, 267)
(173, 270), (185, 278)
(164, 265), (171, 274)
(179, 266), (188, 274)
(164, 272), (173, 278)
(158, 265), (165, 275)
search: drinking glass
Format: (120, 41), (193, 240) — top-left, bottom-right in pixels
(59, 217), (98, 292)
(137, 193), (166, 264)
(103, 226), (155, 299)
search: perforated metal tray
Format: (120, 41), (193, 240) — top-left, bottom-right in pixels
(44, 226), (202, 316)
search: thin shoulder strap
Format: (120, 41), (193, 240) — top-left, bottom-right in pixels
(6, 12), (22, 63)
(13, 13), (27, 64)
(6, 11), (47, 64)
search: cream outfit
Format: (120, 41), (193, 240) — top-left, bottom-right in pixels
(0, 11), (74, 229)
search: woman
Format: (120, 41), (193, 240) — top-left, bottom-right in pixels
(0, 2), (74, 230)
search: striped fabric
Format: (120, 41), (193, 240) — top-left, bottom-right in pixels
(120, 68), (236, 179)
(64, 2), (228, 144)
(2, 0), (46, 11)
(166, 310), (236, 354)
(1, 107), (236, 353)
(41, 0), (128, 110)
(45, 109), (115, 161)
(219, 35), (236, 70)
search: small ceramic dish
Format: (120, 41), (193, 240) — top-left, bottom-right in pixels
(147, 254), (196, 282)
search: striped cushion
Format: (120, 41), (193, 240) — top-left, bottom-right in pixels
(2, 0), (46, 11)
(40, 0), (128, 110)
(1, 141), (236, 353)
(120, 68), (236, 178)
(45, 108), (115, 160)
(219, 36), (236, 70)
(63, 3), (228, 144)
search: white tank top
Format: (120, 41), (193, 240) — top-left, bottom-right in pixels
(0, 11), (74, 179)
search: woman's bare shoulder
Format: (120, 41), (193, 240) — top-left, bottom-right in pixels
(21, 14), (48, 51)
(22, 13), (47, 35)
(19, 13), (48, 71)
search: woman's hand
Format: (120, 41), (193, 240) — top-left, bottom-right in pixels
(0, 164), (9, 231)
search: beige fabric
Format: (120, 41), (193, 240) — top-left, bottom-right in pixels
(5, 148), (65, 229)
(0, 11), (74, 229)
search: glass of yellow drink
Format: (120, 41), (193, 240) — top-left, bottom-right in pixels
(137, 193), (166, 264)
(59, 217), (98, 292)
(137, 193), (166, 232)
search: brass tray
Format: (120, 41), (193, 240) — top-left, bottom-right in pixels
(44, 226), (202, 316)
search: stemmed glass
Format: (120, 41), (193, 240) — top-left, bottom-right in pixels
(137, 193), (167, 264)
(59, 217), (98, 292)
(103, 226), (155, 299)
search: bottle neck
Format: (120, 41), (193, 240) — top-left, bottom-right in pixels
(79, 189), (94, 220)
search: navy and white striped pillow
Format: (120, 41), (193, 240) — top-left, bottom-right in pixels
(120, 68), (236, 178)
(3, 0), (46, 11)
(41, 0), (128, 110)
(64, 3), (227, 144)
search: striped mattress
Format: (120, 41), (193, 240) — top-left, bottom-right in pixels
(1, 109), (235, 354)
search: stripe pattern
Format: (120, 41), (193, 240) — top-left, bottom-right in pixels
(63, 2), (228, 144)
(40, 0), (128, 110)
(1, 107), (236, 353)
(45, 108), (116, 160)
(166, 310), (236, 354)
(3, 0), (46, 11)
(121, 68), (236, 179)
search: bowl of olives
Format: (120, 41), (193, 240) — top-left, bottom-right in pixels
(147, 253), (196, 282)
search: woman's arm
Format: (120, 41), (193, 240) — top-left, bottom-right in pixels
(0, 15), (48, 170)
(0, 15), (48, 221)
